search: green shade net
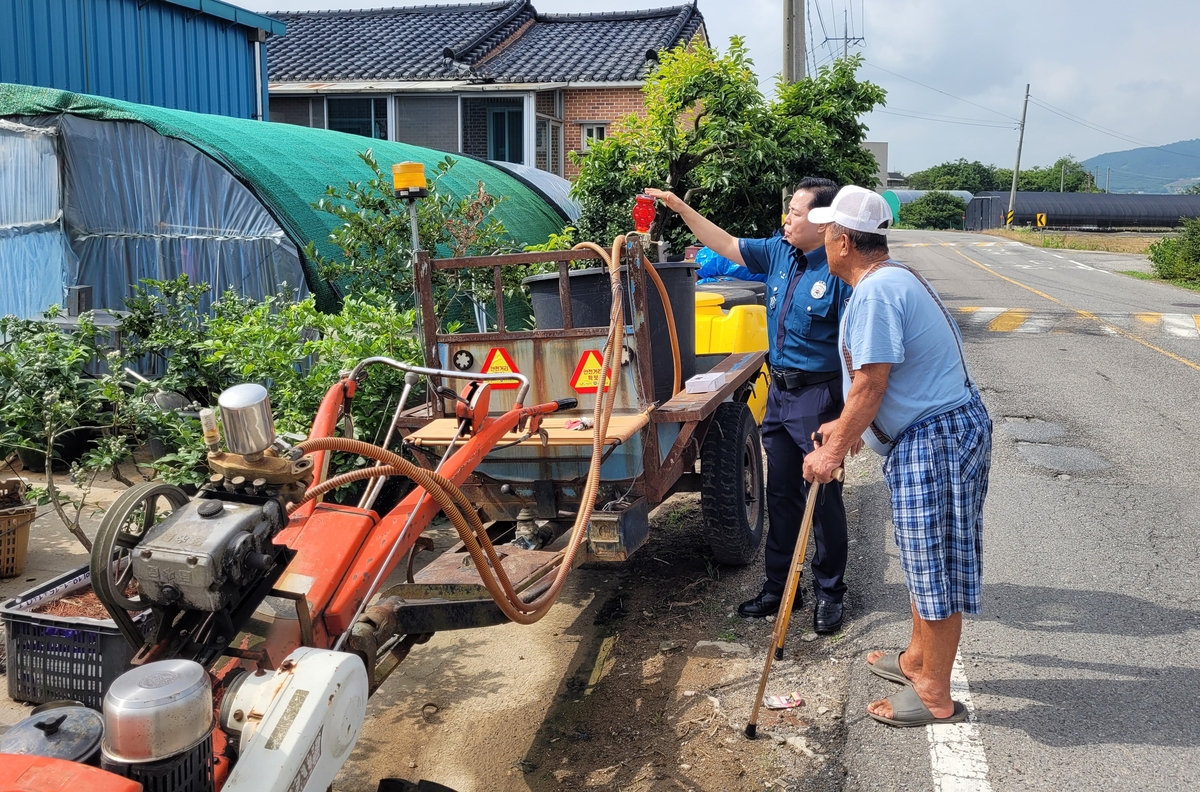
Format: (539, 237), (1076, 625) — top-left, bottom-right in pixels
(0, 83), (569, 312)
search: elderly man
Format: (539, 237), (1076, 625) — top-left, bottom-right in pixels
(647, 179), (853, 634)
(803, 186), (993, 727)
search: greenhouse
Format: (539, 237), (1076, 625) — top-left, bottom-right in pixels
(0, 83), (572, 319)
(965, 191), (1200, 231)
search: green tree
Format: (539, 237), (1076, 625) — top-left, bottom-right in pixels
(899, 191), (968, 230)
(570, 43), (885, 252)
(908, 159), (1005, 193)
(307, 151), (518, 331)
(1180, 182), (1200, 195)
(1148, 216), (1200, 282)
(997, 156), (1097, 192)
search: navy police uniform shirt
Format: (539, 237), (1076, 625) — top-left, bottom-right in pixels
(738, 234), (851, 373)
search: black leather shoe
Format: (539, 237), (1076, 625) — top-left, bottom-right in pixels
(813, 599), (844, 634)
(737, 588), (804, 618)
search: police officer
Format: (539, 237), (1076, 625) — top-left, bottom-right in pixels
(645, 179), (851, 633)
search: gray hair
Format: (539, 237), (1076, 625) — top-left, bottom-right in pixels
(829, 223), (889, 256)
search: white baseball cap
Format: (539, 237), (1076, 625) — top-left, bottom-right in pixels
(807, 185), (893, 234)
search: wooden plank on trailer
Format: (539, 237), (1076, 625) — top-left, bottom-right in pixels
(652, 351), (767, 423)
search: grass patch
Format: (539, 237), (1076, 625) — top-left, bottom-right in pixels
(984, 227), (1162, 254)
(1119, 271), (1200, 293)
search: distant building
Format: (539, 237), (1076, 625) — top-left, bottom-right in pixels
(266, 0), (706, 178)
(861, 141), (889, 193)
(887, 171), (908, 189)
(0, 0), (283, 119)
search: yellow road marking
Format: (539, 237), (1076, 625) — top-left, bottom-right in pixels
(951, 249), (1200, 374)
(988, 309), (1031, 332)
(1134, 312), (1162, 325)
(959, 307), (981, 313)
(1194, 315), (1200, 333)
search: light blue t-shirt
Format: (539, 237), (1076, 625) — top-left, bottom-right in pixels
(839, 265), (972, 440)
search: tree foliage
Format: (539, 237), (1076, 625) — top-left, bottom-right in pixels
(899, 191), (968, 230)
(907, 159), (1005, 193)
(908, 156), (1097, 193)
(570, 43), (886, 252)
(307, 151), (521, 331)
(1148, 217), (1200, 282)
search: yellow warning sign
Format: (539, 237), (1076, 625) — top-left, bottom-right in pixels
(1036, 212), (1047, 228)
(1005, 210), (1015, 225)
(480, 347), (520, 390)
(569, 350), (612, 394)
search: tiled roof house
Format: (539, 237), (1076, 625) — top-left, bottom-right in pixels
(267, 0), (706, 177)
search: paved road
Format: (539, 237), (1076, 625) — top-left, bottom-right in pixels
(839, 229), (1200, 791)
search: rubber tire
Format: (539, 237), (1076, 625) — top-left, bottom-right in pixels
(700, 401), (765, 565)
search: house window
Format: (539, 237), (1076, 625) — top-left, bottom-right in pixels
(395, 96), (460, 151)
(327, 97), (389, 140)
(535, 118), (564, 176)
(489, 107), (524, 163)
(270, 96), (325, 128)
(581, 124), (607, 151)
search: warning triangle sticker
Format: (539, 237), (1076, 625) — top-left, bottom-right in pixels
(480, 347), (520, 390)
(569, 350), (612, 394)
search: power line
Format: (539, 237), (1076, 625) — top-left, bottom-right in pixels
(1027, 95), (1200, 163)
(861, 61), (1020, 123)
(873, 108), (1017, 129)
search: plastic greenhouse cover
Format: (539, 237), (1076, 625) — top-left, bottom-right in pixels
(0, 230), (72, 319)
(0, 120), (70, 319)
(0, 121), (59, 228)
(57, 114), (307, 313)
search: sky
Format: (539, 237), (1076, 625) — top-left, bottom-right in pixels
(241, 0), (1200, 176)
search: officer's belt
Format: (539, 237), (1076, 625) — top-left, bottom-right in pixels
(768, 368), (839, 391)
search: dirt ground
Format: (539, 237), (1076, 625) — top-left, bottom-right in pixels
(338, 489), (866, 792)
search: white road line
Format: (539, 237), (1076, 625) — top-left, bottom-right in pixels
(1014, 315), (1057, 334)
(1052, 254), (1064, 259)
(957, 308), (1006, 325)
(927, 652), (992, 792)
(1163, 314), (1200, 338)
(1069, 259), (1111, 274)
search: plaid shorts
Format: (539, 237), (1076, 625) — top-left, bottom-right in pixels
(882, 391), (993, 621)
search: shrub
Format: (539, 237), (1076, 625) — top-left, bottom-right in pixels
(899, 192), (968, 230)
(1148, 217), (1200, 282)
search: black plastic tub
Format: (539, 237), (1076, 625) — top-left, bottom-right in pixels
(1, 566), (153, 710)
(524, 263), (696, 403)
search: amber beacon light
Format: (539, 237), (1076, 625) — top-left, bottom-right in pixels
(392, 161), (429, 198)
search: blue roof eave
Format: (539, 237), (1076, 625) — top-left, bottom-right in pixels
(159, 0), (287, 36)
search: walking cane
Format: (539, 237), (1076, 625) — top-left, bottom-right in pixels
(745, 449), (844, 739)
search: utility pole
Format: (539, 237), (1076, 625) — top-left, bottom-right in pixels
(1060, 162), (1065, 192)
(1106, 167), (1111, 194)
(822, 6), (864, 60)
(783, 0), (806, 82)
(1007, 83), (1030, 227)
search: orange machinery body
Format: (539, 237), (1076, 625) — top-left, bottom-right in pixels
(249, 378), (551, 659)
(0, 755), (141, 792)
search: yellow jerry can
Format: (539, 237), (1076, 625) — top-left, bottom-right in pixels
(694, 291), (770, 424)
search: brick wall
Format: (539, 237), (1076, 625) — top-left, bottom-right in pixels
(562, 87), (646, 178)
(461, 97), (523, 159)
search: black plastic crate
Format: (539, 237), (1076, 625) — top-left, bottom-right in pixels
(1, 566), (153, 710)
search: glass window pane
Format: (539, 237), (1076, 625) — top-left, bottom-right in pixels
(507, 111), (523, 164)
(491, 111), (507, 161)
(327, 97), (374, 138)
(373, 98), (388, 140)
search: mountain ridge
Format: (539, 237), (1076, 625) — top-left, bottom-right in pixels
(1081, 138), (1200, 194)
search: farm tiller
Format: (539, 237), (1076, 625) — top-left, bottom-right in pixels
(0, 219), (767, 791)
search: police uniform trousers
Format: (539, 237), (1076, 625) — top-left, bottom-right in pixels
(760, 378), (848, 602)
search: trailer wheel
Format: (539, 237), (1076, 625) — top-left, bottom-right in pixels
(700, 401), (764, 565)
